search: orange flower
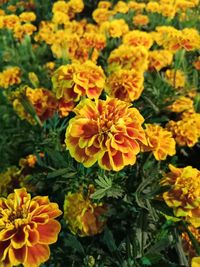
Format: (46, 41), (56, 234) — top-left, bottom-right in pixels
(182, 226), (200, 261)
(0, 67), (21, 89)
(0, 188), (62, 267)
(64, 185), (107, 236)
(108, 45), (149, 72)
(52, 61), (105, 100)
(148, 50), (173, 71)
(193, 56), (200, 70)
(65, 98), (147, 171)
(161, 165), (200, 219)
(105, 69), (144, 102)
(123, 30), (153, 49)
(133, 14), (149, 27)
(168, 96), (194, 113)
(142, 124), (176, 160)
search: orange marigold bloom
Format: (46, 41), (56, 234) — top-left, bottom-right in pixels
(105, 69), (144, 102)
(148, 50), (173, 71)
(133, 14), (149, 26)
(0, 188), (62, 267)
(52, 61), (105, 100)
(65, 98), (147, 171)
(166, 115), (200, 147)
(0, 67), (21, 89)
(92, 8), (115, 24)
(123, 30), (153, 49)
(108, 45), (149, 72)
(168, 96), (194, 113)
(64, 185), (107, 236)
(165, 69), (186, 89)
(182, 225), (200, 261)
(142, 124), (176, 160)
(161, 165), (200, 226)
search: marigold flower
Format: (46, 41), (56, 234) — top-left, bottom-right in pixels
(1, 15), (20, 30)
(114, 1), (129, 13)
(128, 2), (146, 13)
(168, 96), (194, 113)
(148, 50), (173, 71)
(123, 30), (153, 49)
(64, 186), (107, 236)
(146, 2), (161, 13)
(100, 19), (129, 38)
(105, 69), (144, 102)
(142, 124), (176, 160)
(133, 14), (149, 27)
(97, 1), (111, 9)
(0, 188), (62, 267)
(92, 8), (115, 24)
(193, 56), (200, 70)
(65, 98), (147, 171)
(165, 69), (186, 89)
(19, 12), (36, 22)
(0, 67), (21, 89)
(182, 225), (200, 261)
(52, 61), (105, 101)
(161, 165), (200, 219)
(108, 45), (149, 72)
(166, 115), (200, 147)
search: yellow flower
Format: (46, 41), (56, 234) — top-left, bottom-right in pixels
(65, 98), (147, 171)
(108, 45), (149, 72)
(123, 30), (153, 49)
(0, 188), (62, 267)
(105, 69), (144, 102)
(19, 12), (36, 22)
(128, 2), (146, 13)
(142, 124), (176, 160)
(0, 67), (21, 89)
(161, 165), (200, 218)
(192, 257), (200, 267)
(114, 1), (129, 13)
(148, 50), (173, 71)
(52, 61), (105, 100)
(92, 8), (115, 24)
(168, 96), (194, 113)
(1, 15), (20, 30)
(100, 19), (129, 38)
(97, 1), (111, 9)
(133, 14), (149, 26)
(146, 2), (161, 13)
(182, 225), (200, 261)
(13, 23), (37, 41)
(165, 69), (186, 89)
(64, 186), (107, 236)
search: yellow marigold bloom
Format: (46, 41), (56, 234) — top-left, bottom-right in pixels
(176, 0), (196, 10)
(165, 69), (186, 89)
(108, 45), (149, 72)
(0, 67), (21, 89)
(105, 69), (144, 102)
(0, 167), (21, 197)
(19, 12), (36, 22)
(52, 11), (69, 25)
(128, 1), (146, 13)
(68, 0), (84, 14)
(64, 186), (107, 236)
(92, 8), (115, 24)
(52, 1), (69, 14)
(161, 165), (200, 218)
(148, 50), (173, 71)
(1, 15), (20, 30)
(65, 98), (147, 171)
(146, 2), (161, 13)
(192, 257), (200, 267)
(123, 30), (153, 50)
(180, 28), (200, 51)
(0, 188), (62, 267)
(159, 3), (176, 19)
(13, 23), (37, 41)
(166, 115), (200, 147)
(142, 124), (176, 160)
(0, 9), (5, 16)
(52, 61), (105, 100)
(114, 1), (129, 13)
(100, 19), (129, 38)
(168, 96), (194, 113)
(133, 14), (149, 26)
(97, 1), (111, 9)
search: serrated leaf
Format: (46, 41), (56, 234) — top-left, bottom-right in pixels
(91, 188), (107, 199)
(47, 168), (70, 179)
